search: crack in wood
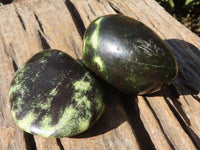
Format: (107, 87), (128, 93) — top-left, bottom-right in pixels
(2, 37), (19, 72)
(88, 3), (96, 16)
(162, 88), (200, 149)
(163, 85), (192, 127)
(164, 98), (200, 149)
(186, 128), (200, 150)
(34, 14), (44, 34)
(144, 96), (176, 150)
(23, 132), (37, 150)
(108, 1), (122, 14)
(4, 48), (18, 72)
(16, 11), (26, 31)
(191, 95), (200, 103)
(12, 60), (18, 72)
(65, 0), (86, 39)
(96, 0), (102, 3)
(56, 138), (64, 150)
(120, 95), (156, 150)
(83, 7), (92, 22)
(38, 30), (51, 50)
(8, 44), (19, 72)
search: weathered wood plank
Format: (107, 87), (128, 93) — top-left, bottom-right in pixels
(0, 0), (141, 150)
(0, 49), (27, 149)
(144, 95), (196, 150)
(0, 0), (200, 150)
(103, 0), (200, 149)
(0, 3), (31, 150)
(137, 96), (172, 150)
(70, 0), (200, 149)
(0, 0), (83, 149)
(34, 136), (60, 150)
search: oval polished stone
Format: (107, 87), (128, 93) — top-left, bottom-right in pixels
(83, 15), (178, 95)
(9, 49), (105, 138)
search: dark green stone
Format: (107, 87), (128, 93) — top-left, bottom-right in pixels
(9, 49), (105, 138)
(83, 15), (178, 95)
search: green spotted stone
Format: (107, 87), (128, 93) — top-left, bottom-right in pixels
(9, 49), (105, 138)
(83, 15), (178, 95)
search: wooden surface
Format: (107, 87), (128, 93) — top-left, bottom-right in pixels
(0, 0), (200, 149)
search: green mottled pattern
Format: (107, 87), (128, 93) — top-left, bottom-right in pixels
(10, 49), (105, 137)
(83, 15), (178, 95)
(93, 56), (106, 73)
(83, 16), (103, 55)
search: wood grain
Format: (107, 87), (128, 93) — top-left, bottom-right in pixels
(0, 0), (199, 150)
